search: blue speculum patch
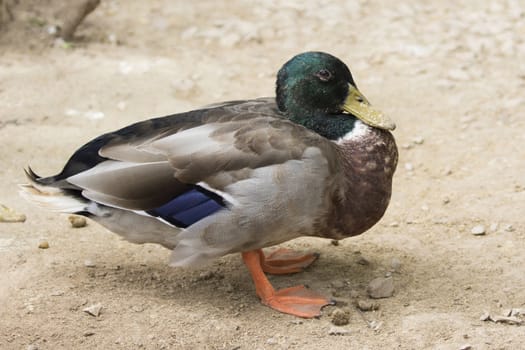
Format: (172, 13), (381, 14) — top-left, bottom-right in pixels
(147, 187), (226, 228)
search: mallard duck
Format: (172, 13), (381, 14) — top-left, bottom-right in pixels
(20, 51), (398, 318)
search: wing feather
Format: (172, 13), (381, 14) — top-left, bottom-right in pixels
(60, 98), (338, 212)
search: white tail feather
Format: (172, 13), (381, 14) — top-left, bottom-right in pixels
(19, 183), (88, 213)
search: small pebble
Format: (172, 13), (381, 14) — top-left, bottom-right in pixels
(84, 111), (105, 120)
(356, 299), (380, 311)
(442, 196), (450, 204)
(0, 204), (26, 223)
(83, 303), (102, 317)
(38, 240), (49, 249)
(412, 136), (425, 145)
(489, 223), (499, 232)
(480, 311), (491, 321)
(328, 326), (350, 336)
(404, 162), (414, 171)
(503, 224), (515, 232)
(492, 315), (523, 325)
(69, 215), (87, 228)
(84, 260), (96, 268)
(357, 257), (370, 266)
(331, 308), (350, 326)
(369, 320), (383, 331)
(471, 225), (486, 235)
(367, 277), (394, 299)
(459, 344), (472, 350)
(442, 167), (453, 176)
(83, 331), (95, 337)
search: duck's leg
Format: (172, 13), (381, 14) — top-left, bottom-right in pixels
(242, 250), (333, 318)
(259, 248), (319, 275)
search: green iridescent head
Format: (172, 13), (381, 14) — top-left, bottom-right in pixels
(276, 52), (395, 139)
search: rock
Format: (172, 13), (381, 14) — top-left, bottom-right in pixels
(369, 320), (383, 331)
(83, 303), (102, 317)
(480, 311), (523, 325)
(492, 315), (523, 325)
(460, 344), (472, 350)
(331, 308), (350, 326)
(83, 111), (105, 120)
(412, 136), (424, 145)
(83, 331), (95, 337)
(38, 240), (49, 249)
(69, 215), (87, 228)
(404, 162), (414, 171)
(471, 225), (486, 235)
(357, 257), (370, 266)
(328, 326), (350, 336)
(84, 259), (96, 268)
(503, 224), (515, 232)
(367, 277), (394, 299)
(356, 299), (380, 311)
(442, 167), (453, 176)
(27, 344), (39, 350)
(489, 223), (499, 232)
(0, 204), (26, 223)
(64, 108), (80, 117)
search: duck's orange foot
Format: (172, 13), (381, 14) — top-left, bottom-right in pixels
(242, 250), (333, 318)
(261, 248), (319, 275)
(263, 285), (335, 318)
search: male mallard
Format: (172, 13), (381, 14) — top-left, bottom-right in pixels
(20, 52), (398, 318)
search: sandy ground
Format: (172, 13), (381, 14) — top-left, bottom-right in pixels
(1, 1), (524, 349)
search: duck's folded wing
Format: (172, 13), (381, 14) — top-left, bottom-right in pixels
(66, 114), (335, 212)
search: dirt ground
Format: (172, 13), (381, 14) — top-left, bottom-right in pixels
(1, 1), (524, 349)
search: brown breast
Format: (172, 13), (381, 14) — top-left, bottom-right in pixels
(316, 127), (398, 239)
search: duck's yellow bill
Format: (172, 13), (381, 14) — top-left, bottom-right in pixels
(342, 84), (396, 130)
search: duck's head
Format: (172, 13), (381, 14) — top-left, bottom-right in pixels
(276, 52), (395, 139)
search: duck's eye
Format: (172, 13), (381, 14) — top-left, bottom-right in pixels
(315, 69), (332, 82)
